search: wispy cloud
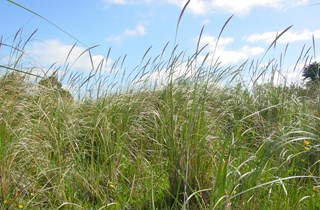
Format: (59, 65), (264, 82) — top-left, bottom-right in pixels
(244, 29), (320, 44)
(27, 39), (111, 72)
(254, 62), (305, 86)
(139, 33), (265, 86)
(254, 69), (303, 86)
(106, 24), (146, 43)
(201, 18), (211, 25)
(205, 0), (309, 14)
(104, 0), (127, 4)
(198, 34), (264, 64)
(102, 0), (152, 5)
(103, 0), (310, 15)
(136, 60), (199, 87)
(253, 55), (320, 86)
(164, 0), (208, 15)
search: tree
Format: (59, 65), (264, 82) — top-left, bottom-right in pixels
(302, 61), (320, 82)
(302, 62), (320, 99)
(38, 75), (73, 101)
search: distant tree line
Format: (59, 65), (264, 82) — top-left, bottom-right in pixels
(0, 72), (72, 101)
(1, 61), (319, 102)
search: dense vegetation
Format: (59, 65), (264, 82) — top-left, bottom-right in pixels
(0, 46), (319, 209)
(0, 2), (319, 209)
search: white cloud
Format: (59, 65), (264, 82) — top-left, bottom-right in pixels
(211, 0), (281, 14)
(102, 0), (152, 5)
(291, 0), (309, 7)
(200, 35), (234, 47)
(218, 46), (265, 64)
(106, 24), (146, 43)
(124, 24), (146, 36)
(27, 39), (110, 72)
(245, 29), (320, 44)
(253, 56), (320, 86)
(198, 34), (264, 64)
(138, 33), (265, 86)
(165, 0), (208, 15)
(201, 18), (211, 25)
(104, 0), (310, 15)
(254, 66), (303, 86)
(136, 60), (199, 87)
(104, 0), (127, 4)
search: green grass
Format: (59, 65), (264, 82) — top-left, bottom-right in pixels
(1, 9), (320, 210)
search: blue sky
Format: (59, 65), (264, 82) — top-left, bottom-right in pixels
(1, 0), (320, 88)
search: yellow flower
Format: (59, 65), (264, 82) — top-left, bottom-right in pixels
(3, 200), (8, 204)
(109, 181), (115, 189)
(303, 140), (310, 145)
(18, 204), (24, 209)
(304, 146), (310, 151)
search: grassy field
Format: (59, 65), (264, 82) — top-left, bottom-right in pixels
(0, 6), (320, 210)
(1, 36), (320, 210)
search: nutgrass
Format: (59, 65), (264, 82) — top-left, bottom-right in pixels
(1, 4), (320, 210)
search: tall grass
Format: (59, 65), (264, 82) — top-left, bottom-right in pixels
(1, 2), (320, 209)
